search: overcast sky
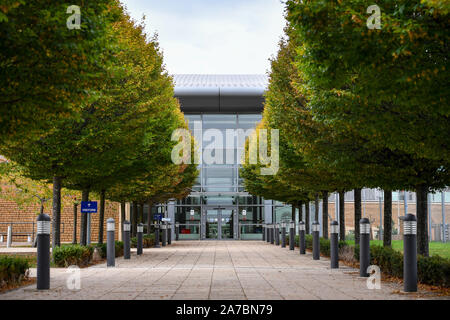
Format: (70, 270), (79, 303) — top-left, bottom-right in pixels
(120, 0), (286, 75)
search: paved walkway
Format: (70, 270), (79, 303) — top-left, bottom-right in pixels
(0, 241), (447, 300)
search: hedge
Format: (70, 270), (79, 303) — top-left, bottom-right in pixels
(288, 234), (450, 288)
(131, 234), (155, 248)
(52, 245), (94, 267)
(96, 241), (124, 259)
(0, 256), (30, 288)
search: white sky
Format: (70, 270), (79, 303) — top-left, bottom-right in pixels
(120, 0), (286, 75)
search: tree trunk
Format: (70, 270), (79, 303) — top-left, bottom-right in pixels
(291, 203), (296, 221)
(139, 202), (144, 224)
(132, 202), (138, 237)
(383, 190), (392, 247)
(297, 201), (303, 223)
(80, 189), (89, 246)
(120, 202), (126, 240)
(322, 191), (329, 239)
(416, 185), (429, 257)
(339, 191), (346, 241)
(98, 190), (106, 244)
(354, 188), (362, 245)
(52, 176), (62, 248)
(147, 201), (153, 235)
(72, 203), (78, 244)
(314, 194), (319, 221)
(305, 202), (310, 234)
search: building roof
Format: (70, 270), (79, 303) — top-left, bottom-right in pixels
(173, 74), (267, 113)
(173, 74), (268, 89)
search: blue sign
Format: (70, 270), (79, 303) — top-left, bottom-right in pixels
(81, 201), (98, 213)
(154, 214), (162, 221)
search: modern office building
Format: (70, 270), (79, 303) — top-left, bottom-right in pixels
(169, 74), (272, 240)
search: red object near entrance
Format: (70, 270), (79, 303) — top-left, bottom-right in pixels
(181, 229), (191, 234)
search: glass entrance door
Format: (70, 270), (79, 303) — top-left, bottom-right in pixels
(205, 208), (235, 240)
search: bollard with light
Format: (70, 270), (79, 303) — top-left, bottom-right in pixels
(161, 223), (167, 247)
(107, 218), (115, 267)
(299, 221), (306, 255)
(402, 214), (417, 292)
(312, 221), (320, 260)
(281, 222), (287, 248)
(154, 223), (161, 248)
(289, 221), (295, 251)
(37, 214), (51, 290)
(137, 223), (143, 256)
(175, 223), (180, 241)
(359, 218), (371, 277)
(330, 220), (339, 269)
(123, 220), (131, 259)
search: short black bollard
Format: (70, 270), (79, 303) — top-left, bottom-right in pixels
(360, 218), (370, 277)
(137, 223), (143, 256)
(402, 214), (417, 292)
(275, 224), (280, 246)
(154, 223), (161, 248)
(167, 224), (172, 245)
(107, 218), (115, 267)
(37, 213), (51, 290)
(161, 223), (167, 247)
(175, 223), (180, 241)
(270, 224), (274, 244)
(281, 222), (286, 248)
(299, 221), (306, 255)
(267, 224), (271, 243)
(262, 224), (266, 241)
(123, 220), (131, 260)
(289, 221), (295, 251)
(330, 220), (339, 269)
(312, 221), (320, 260)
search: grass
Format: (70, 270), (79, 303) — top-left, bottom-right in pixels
(345, 240), (450, 259)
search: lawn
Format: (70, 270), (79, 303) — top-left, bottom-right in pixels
(345, 240), (450, 259)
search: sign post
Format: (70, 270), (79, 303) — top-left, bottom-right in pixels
(81, 201), (98, 245)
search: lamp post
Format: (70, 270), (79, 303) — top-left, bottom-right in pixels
(123, 220), (131, 260)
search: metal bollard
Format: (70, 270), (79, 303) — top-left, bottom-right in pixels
(267, 224), (271, 243)
(289, 221), (295, 251)
(270, 224), (274, 244)
(175, 223), (180, 241)
(123, 220), (131, 260)
(299, 221), (306, 255)
(312, 221), (320, 260)
(167, 224), (172, 245)
(161, 223), (167, 247)
(281, 222), (287, 248)
(402, 214), (417, 292)
(37, 214), (51, 290)
(360, 218), (370, 277)
(107, 218), (115, 267)
(154, 223), (161, 248)
(262, 224), (266, 241)
(137, 223), (143, 256)
(330, 221), (339, 269)
(275, 224), (280, 246)
(6, 225), (12, 248)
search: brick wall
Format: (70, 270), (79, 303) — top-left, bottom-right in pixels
(0, 199), (120, 243)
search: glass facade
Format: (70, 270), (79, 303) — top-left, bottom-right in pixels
(175, 113), (266, 240)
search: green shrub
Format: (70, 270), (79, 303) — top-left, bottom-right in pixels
(96, 241), (124, 258)
(0, 256), (30, 288)
(52, 245), (94, 267)
(131, 234), (155, 248)
(291, 234), (450, 287)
